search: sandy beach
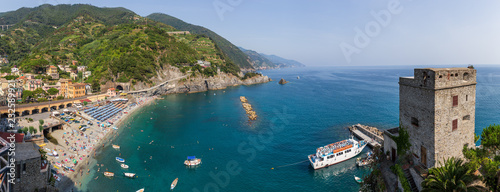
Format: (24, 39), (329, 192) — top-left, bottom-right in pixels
(46, 95), (158, 192)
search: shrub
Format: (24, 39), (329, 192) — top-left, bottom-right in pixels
(391, 164), (412, 192)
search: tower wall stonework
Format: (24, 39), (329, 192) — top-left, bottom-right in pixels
(399, 68), (476, 168)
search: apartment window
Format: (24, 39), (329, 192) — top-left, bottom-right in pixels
(453, 96), (458, 107)
(411, 117), (419, 127)
(463, 115), (470, 120)
(452, 119), (458, 131)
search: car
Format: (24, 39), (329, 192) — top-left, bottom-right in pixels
(78, 125), (87, 129)
(69, 121), (73, 124)
(80, 127), (87, 132)
(79, 117), (82, 120)
(74, 120), (80, 123)
(70, 118), (75, 121)
(61, 113), (65, 116)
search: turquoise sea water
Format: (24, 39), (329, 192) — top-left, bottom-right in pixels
(81, 65), (500, 192)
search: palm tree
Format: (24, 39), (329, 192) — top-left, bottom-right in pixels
(422, 157), (486, 192)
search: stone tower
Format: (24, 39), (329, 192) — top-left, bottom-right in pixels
(399, 68), (476, 168)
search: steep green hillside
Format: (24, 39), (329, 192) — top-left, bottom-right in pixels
(0, 4), (242, 91)
(147, 13), (253, 70)
(238, 47), (276, 69)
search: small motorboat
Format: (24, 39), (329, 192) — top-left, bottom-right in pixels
(356, 152), (374, 167)
(124, 173), (136, 178)
(104, 172), (114, 177)
(136, 188), (144, 192)
(171, 178), (178, 190)
(113, 126), (118, 130)
(112, 145), (120, 149)
(116, 157), (125, 163)
(355, 175), (363, 183)
(297, 76), (300, 79)
(121, 164), (129, 169)
(184, 156), (201, 166)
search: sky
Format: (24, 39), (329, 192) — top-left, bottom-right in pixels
(1, 0), (500, 66)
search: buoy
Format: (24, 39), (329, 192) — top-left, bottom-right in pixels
(271, 168), (274, 169)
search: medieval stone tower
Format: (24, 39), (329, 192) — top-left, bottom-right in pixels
(399, 68), (476, 168)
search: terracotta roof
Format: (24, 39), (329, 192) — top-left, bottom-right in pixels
(49, 65), (57, 68)
(0, 132), (24, 143)
(109, 88), (115, 91)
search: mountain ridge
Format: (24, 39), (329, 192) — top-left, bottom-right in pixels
(238, 47), (305, 69)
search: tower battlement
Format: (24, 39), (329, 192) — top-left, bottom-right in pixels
(400, 68), (476, 90)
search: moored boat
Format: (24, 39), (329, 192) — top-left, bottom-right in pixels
(116, 157), (125, 163)
(104, 172), (114, 177)
(136, 188), (144, 192)
(121, 164), (129, 169)
(124, 173), (136, 178)
(356, 152), (374, 167)
(184, 156), (201, 166)
(171, 178), (178, 190)
(308, 136), (367, 170)
(112, 144), (120, 149)
(355, 175), (363, 183)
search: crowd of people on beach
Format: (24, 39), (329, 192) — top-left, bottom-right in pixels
(42, 95), (157, 190)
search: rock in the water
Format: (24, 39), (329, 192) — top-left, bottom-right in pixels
(278, 78), (288, 85)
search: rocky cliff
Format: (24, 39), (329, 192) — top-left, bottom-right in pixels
(133, 67), (270, 96)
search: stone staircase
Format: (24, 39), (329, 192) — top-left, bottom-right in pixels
(403, 168), (419, 192)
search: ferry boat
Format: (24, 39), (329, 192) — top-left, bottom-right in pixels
(308, 137), (367, 170)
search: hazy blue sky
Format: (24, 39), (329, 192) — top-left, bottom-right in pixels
(1, 0), (500, 66)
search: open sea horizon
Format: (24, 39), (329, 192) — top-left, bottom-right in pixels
(80, 65), (500, 192)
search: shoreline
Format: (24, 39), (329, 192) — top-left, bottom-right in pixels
(56, 96), (158, 192)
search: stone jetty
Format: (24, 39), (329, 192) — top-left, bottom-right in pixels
(240, 96), (257, 120)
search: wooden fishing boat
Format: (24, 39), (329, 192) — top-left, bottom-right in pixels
(112, 144), (120, 149)
(171, 178), (178, 190)
(104, 172), (114, 177)
(124, 173), (136, 178)
(116, 157), (125, 163)
(121, 164), (129, 169)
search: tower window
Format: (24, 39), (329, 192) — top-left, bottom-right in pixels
(452, 119), (458, 131)
(466, 95), (468, 101)
(463, 115), (470, 120)
(453, 96), (458, 107)
(411, 117), (419, 127)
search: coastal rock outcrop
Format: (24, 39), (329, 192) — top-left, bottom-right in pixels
(278, 78), (288, 85)
(138, 68), (271, 96)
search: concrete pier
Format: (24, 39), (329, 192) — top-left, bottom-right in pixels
(349, 124), (383, 148)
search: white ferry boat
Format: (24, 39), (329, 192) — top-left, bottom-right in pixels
(308, 137), (367, 169)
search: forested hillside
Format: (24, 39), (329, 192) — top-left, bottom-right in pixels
(0, 4), (243, 91)
(147, 13), (253, 70)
